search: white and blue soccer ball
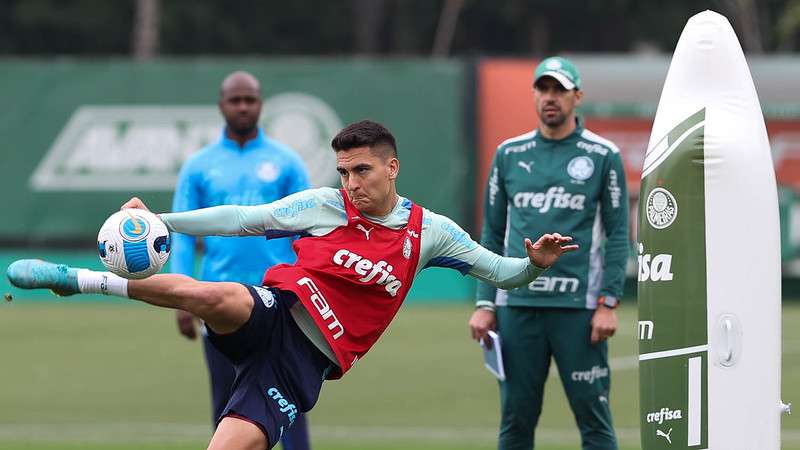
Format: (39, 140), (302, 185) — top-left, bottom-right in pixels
(97, 209), (170, 279)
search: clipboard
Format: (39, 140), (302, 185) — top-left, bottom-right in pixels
(480, 330), (506, 381)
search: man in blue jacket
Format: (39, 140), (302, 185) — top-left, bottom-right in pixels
(172, 70), (311, 450)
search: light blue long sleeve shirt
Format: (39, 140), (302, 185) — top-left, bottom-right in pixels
(170, 128), (310, 284)
(163, 187), (543, 289)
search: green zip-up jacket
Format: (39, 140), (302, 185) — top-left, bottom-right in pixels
(476, 124), (629, 309)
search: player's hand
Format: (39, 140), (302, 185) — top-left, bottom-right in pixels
(120, 197), (151, 212)
(176, 310), (198, 340)
(590, 306), (617, 344)
(525, 233), (579, 268)
(468, 308), (496, 348)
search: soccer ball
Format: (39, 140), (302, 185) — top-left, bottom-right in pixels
(97, 209), (171, 279)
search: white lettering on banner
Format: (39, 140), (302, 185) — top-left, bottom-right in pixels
(638, 243), (674, 282)
(528, 276), (580, 293)
(646, 407), (683, 425)
(638, 320), (654, 340)
(332, 249), (402, 296)
(571, 365), (609, 384)
(513, 187), (586, 212)
(296, 277), (344, 339)
(31, 95), (343, 191)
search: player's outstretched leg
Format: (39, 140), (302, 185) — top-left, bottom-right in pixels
(7, 259), (80, 296)
(7, 259), (253, 335)
(8, 259), (272, 450)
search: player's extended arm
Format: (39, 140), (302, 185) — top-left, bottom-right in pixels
(427, 214), (577, 289)
(161, 204), (271, 236)
(469, 150), (509, 343)
(121, 189), (323, 237)
(468, 234), (577, 288)
(466, 233), (577, 343)
(426, 190), (579, 343)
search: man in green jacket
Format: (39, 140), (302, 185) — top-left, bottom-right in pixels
(469, 56), (629, 450)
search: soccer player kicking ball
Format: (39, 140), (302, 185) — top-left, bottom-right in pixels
(7, 120), (577, 450)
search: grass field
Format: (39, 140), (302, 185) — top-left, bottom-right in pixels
(0, 301), (797, 450)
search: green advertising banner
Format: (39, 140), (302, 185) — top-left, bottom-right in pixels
(0, 59), (469, 242)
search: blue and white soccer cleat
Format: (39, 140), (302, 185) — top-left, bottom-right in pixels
(6, 259), (80, 297)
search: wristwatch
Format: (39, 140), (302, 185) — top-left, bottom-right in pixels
(598, 295), (619, 309)
(475, 300), (496, 312)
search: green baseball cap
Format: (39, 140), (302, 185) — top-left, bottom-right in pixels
(534, 56), (581, 90)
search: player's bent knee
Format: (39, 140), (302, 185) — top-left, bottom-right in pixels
(208, 416), (268, 450)
(194, 283), (254, 334)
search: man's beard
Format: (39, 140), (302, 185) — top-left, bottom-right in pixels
(541, 111), (568, 128)
(229, 122), (257, 137)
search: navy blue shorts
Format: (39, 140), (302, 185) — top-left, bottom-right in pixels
(206, 285), (332, 447)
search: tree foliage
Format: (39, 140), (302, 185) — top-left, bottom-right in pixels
(0, 0), (796, 56)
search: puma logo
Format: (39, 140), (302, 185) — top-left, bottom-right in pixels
(518, 161), (534, 173)
(656, 428), (673, 444)
(356, 223), (374, 240)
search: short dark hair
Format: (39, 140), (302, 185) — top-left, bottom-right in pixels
(331, 120), (397, 159)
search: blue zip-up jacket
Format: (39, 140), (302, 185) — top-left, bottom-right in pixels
(170, 128), (310, 284)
